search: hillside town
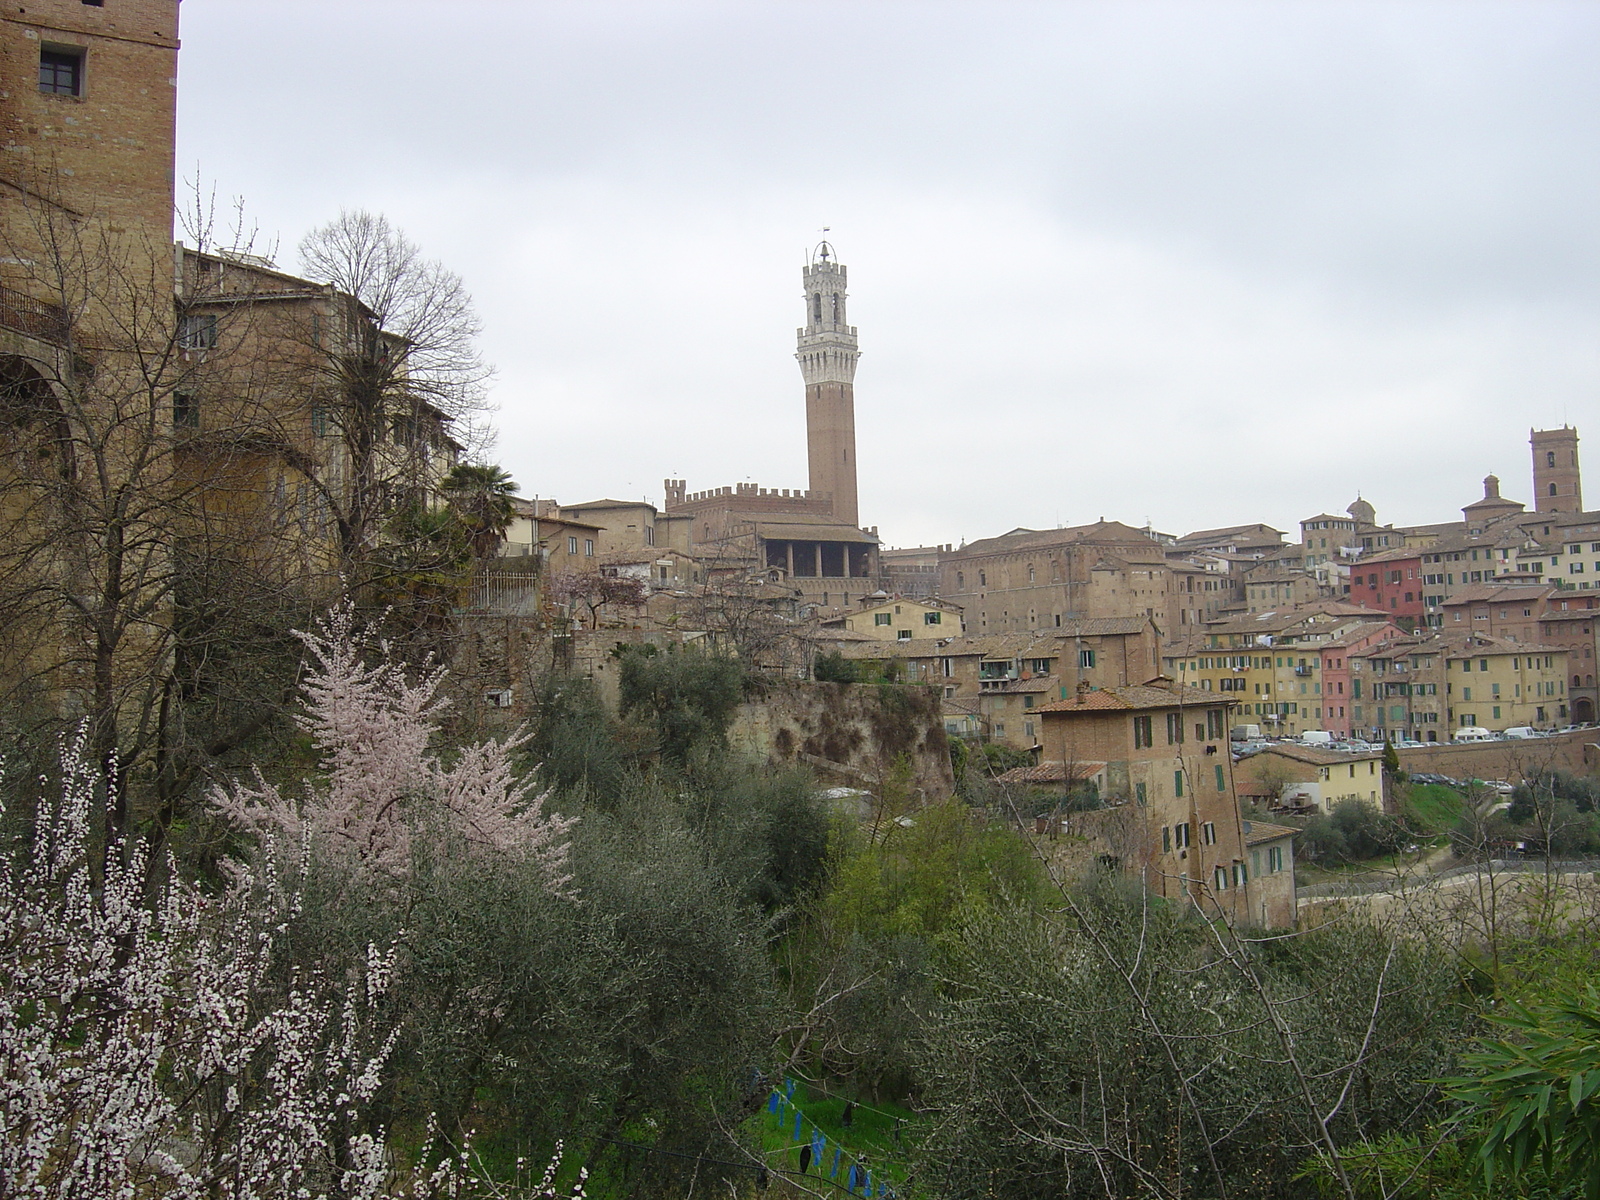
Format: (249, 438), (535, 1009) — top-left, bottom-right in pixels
(4, 3), (1600, 1198)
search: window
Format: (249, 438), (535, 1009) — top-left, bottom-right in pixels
(1213, 866), (1228, 892)
(923, 610), (941, 625)
(584, 539), (594, 556)
(567, 536), (578, 555)
(1162, 825), (1171, 853)
(874, 612), (892, 626)
(178, 313), (218, 350)
(1174, 770), (1184, 798)
(1133, 714), (1153, 748)
(172, 392), (199, 429)
(1215, 764), (1226, 791)
(1201, 821), (1217, 845)
(1079, 648), (1096, 668)
(484, 688), (512, 709)
(310, 405), (330, 437)
(1166, 712), (1184, 744)
(39, 47), (83, 96)
(1135, 782), (1147, 806)
(1268, 845), (1284, 873)
(897, 629), (912, 641)
(1174, 822), (1191, 849)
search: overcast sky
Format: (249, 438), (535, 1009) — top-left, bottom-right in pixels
(176, 1), (1598, 549)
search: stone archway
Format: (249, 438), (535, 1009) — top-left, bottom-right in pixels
(1574, 696), (1596, 725)
(0, 353), (72, 479)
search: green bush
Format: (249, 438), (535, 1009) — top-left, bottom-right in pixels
(813, 651), (860, 683)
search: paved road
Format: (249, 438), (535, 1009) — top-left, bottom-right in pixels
(1298, 858), (1600, 901)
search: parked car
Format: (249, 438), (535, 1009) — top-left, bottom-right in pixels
(1453, 727), (1494, 743)
(1299, 730), (1335, 748)
(1501, 726), (1545, 740)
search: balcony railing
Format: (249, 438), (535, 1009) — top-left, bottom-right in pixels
(0, 285), (70, 343)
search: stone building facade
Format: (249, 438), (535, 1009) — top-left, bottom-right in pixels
(1035, 680), (1294, 926)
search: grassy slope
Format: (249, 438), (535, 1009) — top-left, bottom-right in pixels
(756, 1082), (919, 1189)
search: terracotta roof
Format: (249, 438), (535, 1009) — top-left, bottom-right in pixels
(1316, 621), (1404, 649)
(834, 637), (951, 659)
(840, 625), (1150, 663)
(1442, 583), (1556, 606)
(1035, 682), (1224, 714)
(951, 520), (1162, 557)
(1253, 744), (1382, 766)
(565, 498), (657, 511)
(1444, 637), (1564, 659)
(1539, 610), (1600, 623)
(1242, 820), (1300, 846)
(1348, 546), (1423, 565)
(995, 760), (1109, 785)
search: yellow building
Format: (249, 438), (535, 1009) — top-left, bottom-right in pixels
(1444, 636), (1569, 732)
(831, 594), (962, 641)
(1168, 645), (1279, 729)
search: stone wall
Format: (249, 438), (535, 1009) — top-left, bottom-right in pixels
(1394, 729), (1600, 781)
(730, 681), (955, 801)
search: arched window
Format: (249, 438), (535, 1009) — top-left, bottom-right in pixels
(1548, 451), (1557, 467)
(1551, 483), (1559, 496)
(812, 293), (822, 323)
(831, 294), (840, 323)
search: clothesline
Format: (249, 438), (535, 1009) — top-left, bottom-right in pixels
(779, 1071), (912, 1126)
(584, 1131), (899, 1198)
(768, 1079), (907, 1197)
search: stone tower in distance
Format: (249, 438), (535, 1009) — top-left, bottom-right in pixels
(797, 241), (860, 528)
(1531, 426), (1582, 514)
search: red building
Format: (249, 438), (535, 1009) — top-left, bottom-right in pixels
(1347, 549), (1427, 628)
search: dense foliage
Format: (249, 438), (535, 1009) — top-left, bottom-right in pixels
(9, 607), (1600, 1198)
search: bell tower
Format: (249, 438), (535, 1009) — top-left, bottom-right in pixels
(1531, 426), (1582, 515)
(797, 241), (860, 527)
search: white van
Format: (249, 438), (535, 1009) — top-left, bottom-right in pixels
(1501, 727), (1542, 740)
(1453, 726), (1494, 743)
(1231, 724), (1263, 742)
(1298, 730), (1335, 748)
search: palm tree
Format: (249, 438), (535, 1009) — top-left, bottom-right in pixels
(440, 462), (519, 561)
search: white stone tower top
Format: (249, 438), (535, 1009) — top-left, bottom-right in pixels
(796, 241), (860, 385)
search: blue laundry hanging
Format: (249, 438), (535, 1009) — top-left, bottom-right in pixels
(767, 1090), (780, 1115)
(793, 1110), (803, 1140)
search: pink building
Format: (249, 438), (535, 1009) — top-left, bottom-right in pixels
(1318, 621), (1407, 738)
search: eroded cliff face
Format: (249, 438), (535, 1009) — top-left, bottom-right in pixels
(731, 681), (954, 801)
